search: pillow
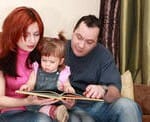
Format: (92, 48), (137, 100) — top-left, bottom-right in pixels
(121, 70), (134, 100)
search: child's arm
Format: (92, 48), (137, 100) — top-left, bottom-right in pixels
(63, 79), (75, 93)
(57, 66), (75, 93)
(20, 70), (36, 91)
(20, 62), (38, 91)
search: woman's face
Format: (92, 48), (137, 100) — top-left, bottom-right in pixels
(17, 22), (40, 52)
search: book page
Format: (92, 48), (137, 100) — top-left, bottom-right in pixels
(16, 90), (104, 101)
(15, 90), (62, 100)
(61, 92), (103, 101)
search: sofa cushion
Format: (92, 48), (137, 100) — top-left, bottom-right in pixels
(121, 70), (134, 100)
(134, 84), (150, 114)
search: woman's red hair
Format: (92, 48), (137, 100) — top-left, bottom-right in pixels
(0, 6), (43, 76)
(0, 6), (44, 57)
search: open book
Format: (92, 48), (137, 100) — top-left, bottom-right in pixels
(15, 90), (103, 102)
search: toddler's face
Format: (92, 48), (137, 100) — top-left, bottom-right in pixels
(41, 55), (62, 73)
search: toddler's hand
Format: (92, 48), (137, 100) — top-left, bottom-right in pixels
(64, 86), (75, 94)
(19, 84), (32, 91)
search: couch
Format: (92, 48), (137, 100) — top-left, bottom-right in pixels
(121, 70), (150, 122)
(134, 84), (150, 122)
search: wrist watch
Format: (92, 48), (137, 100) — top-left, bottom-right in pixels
(102, 85), (108, 94)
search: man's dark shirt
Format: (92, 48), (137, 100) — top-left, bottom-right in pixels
(65, 40), (121, 96)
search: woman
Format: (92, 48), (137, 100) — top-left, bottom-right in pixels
(0, 6), (55, 122)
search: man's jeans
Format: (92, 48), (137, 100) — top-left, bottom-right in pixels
(77, 97), (142, 122)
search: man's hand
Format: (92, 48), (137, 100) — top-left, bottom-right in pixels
(83, 85), (105, 99)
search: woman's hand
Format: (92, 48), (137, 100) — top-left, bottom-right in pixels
(25, 95), (59, 106)
(61, 98), (75, 109)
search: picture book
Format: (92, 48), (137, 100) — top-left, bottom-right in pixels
(15, 90), (104, 102)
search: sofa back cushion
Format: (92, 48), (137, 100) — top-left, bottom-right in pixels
(121, 70), (134, 100)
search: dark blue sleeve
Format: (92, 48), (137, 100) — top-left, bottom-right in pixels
(98, 48), (122, 91)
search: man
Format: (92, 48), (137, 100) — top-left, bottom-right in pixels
(65, 15), (142, 122)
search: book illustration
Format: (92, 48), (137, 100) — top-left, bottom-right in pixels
(15, 90), (104, 102)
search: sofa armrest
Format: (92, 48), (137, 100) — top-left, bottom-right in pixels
(134, 84), (150, 115)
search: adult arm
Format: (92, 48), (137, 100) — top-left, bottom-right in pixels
(103, 85), (120, 103)
(83, 47), (121, 103)
(83, 84), (120, 103)
(0, 71), (57, 109)
(98, 48), (121, 103)
(0, 70), (28, 108)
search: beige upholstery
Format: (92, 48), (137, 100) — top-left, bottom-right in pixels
(121, 70), (134, 100)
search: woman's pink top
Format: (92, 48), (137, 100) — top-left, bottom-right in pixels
(1, 48), (33, 113)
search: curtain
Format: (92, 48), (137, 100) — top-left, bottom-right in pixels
(99, 0), (120, 68)
(120, 0), (150, 85)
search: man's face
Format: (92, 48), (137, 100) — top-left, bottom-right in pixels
(71, 22), (99, 57)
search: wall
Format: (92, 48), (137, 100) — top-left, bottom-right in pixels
(0, 0), (100, 39)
